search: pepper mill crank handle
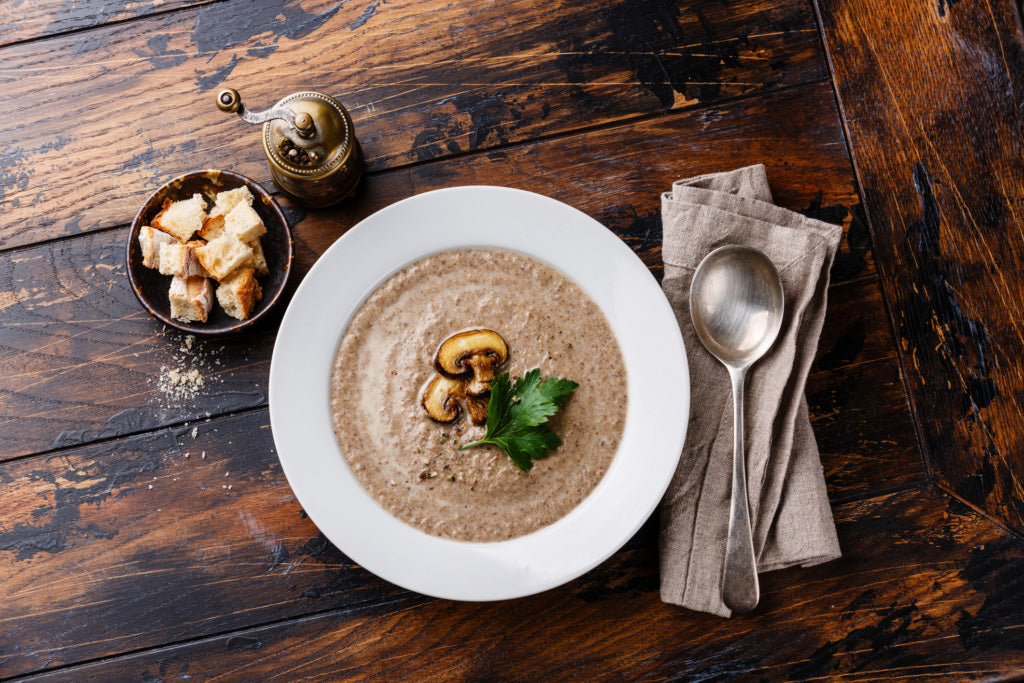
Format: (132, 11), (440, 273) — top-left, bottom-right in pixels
(216, 88), (314, 138)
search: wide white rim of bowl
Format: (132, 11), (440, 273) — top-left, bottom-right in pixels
(269, 186), (689, 601)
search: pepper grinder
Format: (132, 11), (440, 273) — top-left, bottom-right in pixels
(216, 88), (363, 208)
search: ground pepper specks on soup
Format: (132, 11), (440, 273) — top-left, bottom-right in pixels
(330, 248), (626, 542)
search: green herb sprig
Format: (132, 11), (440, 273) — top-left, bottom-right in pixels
(459, 368), (578, 472)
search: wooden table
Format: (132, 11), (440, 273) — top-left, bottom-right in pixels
(3, 0), (1024, 679)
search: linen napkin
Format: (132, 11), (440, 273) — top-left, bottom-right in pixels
(659, 164), (842, 617)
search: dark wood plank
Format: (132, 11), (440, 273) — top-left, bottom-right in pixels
(0, 0), (829, 250)
(0, 240), (279, 461)
(0, 411), (414, 678)
(815, 0), (1024, 533)
(0, 0), (212, 48)
(0, 82), (869, 461)
(25, 485), (1024, 682)
(811, 281), (925, 500)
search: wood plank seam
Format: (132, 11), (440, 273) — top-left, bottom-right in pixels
(0, 595), (423, 683)
(801, 10), (1024, 628)
(804, 49), (938, 502)
(808, 0), (936, 489)
(809, 0), (1024, 544)
(0, 403), (270, 469)
(0, 0), (228, 51)
(0, 351), (908, 510)
(825, 273), (879, 290)
(826, 479), (926, 506)
(933, 479), (1024, 546)
(344, 77), (835, 179)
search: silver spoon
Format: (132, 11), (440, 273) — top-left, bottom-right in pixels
(689, 245), (784, 614)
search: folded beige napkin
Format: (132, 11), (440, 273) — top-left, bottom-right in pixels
(659, 165), (842, 617)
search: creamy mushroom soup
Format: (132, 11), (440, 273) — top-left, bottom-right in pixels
(330, 248), (626, 542)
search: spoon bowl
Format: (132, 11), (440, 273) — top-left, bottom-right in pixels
(690, 245), (784, 367)
(689, 244), (784, 614)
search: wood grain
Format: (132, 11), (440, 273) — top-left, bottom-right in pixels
(0, 0), (828, 250)
(0, 82), (869, 461)
(0, 0), (212, 48)
(0, 411), (414, 678)
(23, 485), (1024, 682)
(815, 0), (1024, 534)
(810, 281), (926, 500)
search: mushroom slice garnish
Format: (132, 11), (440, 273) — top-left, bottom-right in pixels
(422, 375), (464, 423)
(465, 395), (490, 426)
(435, 329), (509, 397)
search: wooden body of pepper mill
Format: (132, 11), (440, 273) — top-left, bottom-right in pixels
(217, 88), (364, 208)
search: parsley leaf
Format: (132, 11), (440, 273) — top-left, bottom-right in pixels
(459, 368), (579, 472)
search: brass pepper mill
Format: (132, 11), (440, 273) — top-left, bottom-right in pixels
(216, 88), (363, 208)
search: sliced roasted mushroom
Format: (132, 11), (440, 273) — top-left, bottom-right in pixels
(435, 329), (509, 397)
(422, 375), (465, 423)
(465, 395), (490, 426)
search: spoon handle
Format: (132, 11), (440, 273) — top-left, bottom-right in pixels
(722, 365), (759, 614)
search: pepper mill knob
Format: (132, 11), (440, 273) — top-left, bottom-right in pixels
(294, 112), (314, 137)
(217, 88), (241, 113)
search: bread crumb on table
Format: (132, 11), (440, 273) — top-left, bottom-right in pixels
(157, 366), (204, 401)
(153, 332), (227, 409)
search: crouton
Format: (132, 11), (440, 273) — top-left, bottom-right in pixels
(209, 186), (254, 219)
(197, 215), (227, 242)
(216, 267), (263, 320)
(158, 240), (209, 278)
(244, 237), (269, 276)
(168, 276), (213, 323)
(223, 202), (266, 243)
(152, 194), (208, 242)
(138, 226), (176, 270)
(195, 235), (254, 282)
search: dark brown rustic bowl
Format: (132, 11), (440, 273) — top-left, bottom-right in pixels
(126, 169), (293, 336)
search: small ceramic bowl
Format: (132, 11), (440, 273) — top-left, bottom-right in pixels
(126, 169), (293, 335)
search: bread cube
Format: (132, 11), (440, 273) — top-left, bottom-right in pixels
(223, 202), (266, 242)
(195, 235), (254, 282)
(169, 276), (213, 323)
(244, 237), (269, 276)
(209, 186), (254, 219)
(216, 267), (263, 320)
(138, 226), (176, 270)
(152, 194), (208, 243)
(197, 215), (227, 242)
(158, 240), (209, 278)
